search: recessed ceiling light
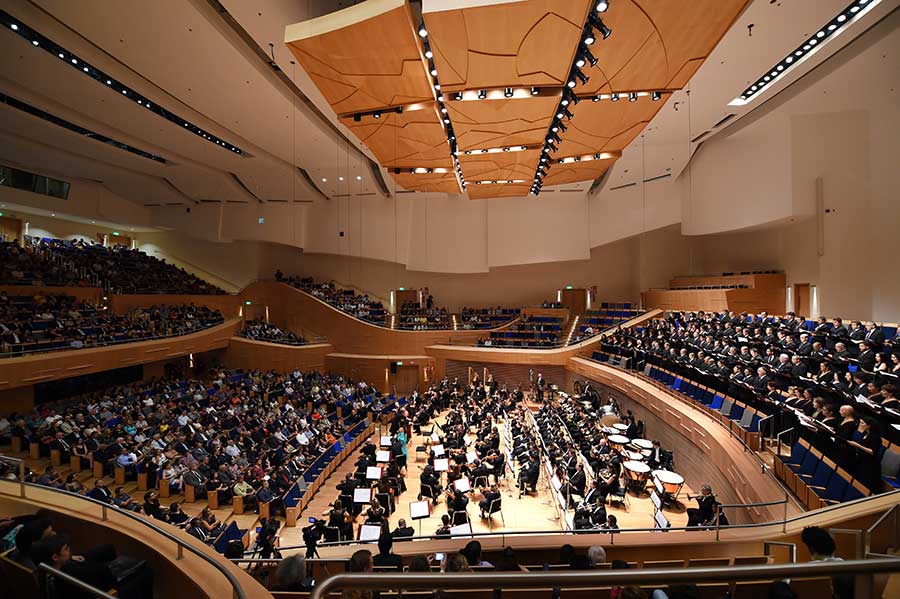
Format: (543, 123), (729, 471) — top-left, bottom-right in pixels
(71, 58), (77, 64)
(32, 40), (39, 46)
(338, 176), (344, 181)
(11, 24), (18, 31)
(322, 178), (327, 182)
(356, 176), (362, 181)
(58, 53), (64, 58)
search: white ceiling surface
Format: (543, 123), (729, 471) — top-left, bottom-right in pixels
(600, 0), (899, 191)
(0, 0), (895, 246)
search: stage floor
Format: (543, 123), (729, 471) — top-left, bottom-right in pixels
(278, 409), (693, 554)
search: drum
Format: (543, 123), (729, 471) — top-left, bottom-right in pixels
(613, 423), (630, 432)
(632, 439), (653, 450)
(623, 460), (651, 488)
(623, 450), (645, 462)
(607, 434), (631, 452)
(652, 469), (685, 496)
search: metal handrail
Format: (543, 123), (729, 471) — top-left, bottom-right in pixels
(865, 503), (899, 556)
(0, 475), (247, 599)
(38, 563), (118, 599)
(271, 489), (899, 553)
(309, 557), (900, 599)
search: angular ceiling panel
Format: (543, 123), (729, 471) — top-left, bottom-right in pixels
(541, 156), (618, 187)
(423, 0), (593, 92)
(579, 0), (749, 95)
(561, 95), (668, 156)
(448, 97), (559, 151)
(338, 103), (451, 169)
(285, 0), (434, 115)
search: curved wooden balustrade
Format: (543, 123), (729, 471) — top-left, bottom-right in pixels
(239, 281), (516, 355)
(0, 318), (240, 392)
(108, 293), (242, 317)
(0, 479), (272, 599)
(225, 337), (333, 373)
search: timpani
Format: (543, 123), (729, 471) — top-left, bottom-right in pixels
(652, 469), (685, 497)
(607, 434), (631, 453)
(632, 439), (653, 450)
(623, 450), (645, 462)
(623, 460), (651, 492)
(613, 423), (630, 433)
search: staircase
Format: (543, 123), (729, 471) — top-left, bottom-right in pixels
(563, 313), (582, 345)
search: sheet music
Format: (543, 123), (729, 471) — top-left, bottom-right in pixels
(454, 478), (471, 493)
(432, 444), (446, 457)
(551, 474), (562, 491)
(366, 466), (382, 480)
(434, 458), (450, 472)
(409, 500), (430, 520)
(430, 432), (440, 443)
(465, 450), (478, 464)
(449, 523), (473, 537)
(353, 488), (372, 503)
(380, 435), (392, 447)
(654, 510), (670, 529)
(359, 524), (382, 541)
(376, 450), (391, 463)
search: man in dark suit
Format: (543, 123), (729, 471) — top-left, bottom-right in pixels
(479, 484), (502, 518)
(391, 518), (414, 540)
(86, 480), (113, 504)
(864, 323), (885, 347)
(518, 456), (539, 494)
(570, 463), (587, 497)
(857, 342), (877, 372)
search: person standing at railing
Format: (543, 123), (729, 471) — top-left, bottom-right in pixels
(801, 526), (853, 599)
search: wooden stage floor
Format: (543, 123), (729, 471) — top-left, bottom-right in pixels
(278, 409), (693, 554)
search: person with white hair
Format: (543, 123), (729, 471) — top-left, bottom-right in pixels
(587, 545), (607, 568)
(273, 554), (312, 592)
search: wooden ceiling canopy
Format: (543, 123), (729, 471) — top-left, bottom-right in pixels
(286, 0), (748, 199)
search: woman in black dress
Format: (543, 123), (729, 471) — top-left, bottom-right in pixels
(848, 418), (883, 494)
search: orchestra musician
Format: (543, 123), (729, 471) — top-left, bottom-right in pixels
(686, 484), (717, 527)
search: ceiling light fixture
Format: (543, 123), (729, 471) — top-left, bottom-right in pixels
(418, 23), (427, 38)
(628, 92), (637, 102)
(651, 91), (661, 101)
(477, 89), (487, 99)
(610, 92), (619, 102)
(530, 87), (540, 96)
(596, 1), (609, 12)
(504, 87), (514, 98)
(730, 0), (879, 106)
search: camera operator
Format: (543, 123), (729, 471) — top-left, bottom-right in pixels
(302, 518), (326, 559)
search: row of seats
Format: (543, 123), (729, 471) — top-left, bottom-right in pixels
(775, 438), (869, 509)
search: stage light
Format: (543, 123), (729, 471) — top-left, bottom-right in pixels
(596, 1), (609, 12)
(556, 120), (568, 133)
(477, 89), (487, 99)
(531, 87), (540, 96)
(577, 46), (598, 68)
(560, 107), (574, 120)
(610, 92), (619, 102)
(373, 111), (381, 119)
(572, 66), (589, 86)
(651, 91), (661, 101)
(504, 87), (513, 98)
(32, 40), (38, 46)
(453, 92), (463, 101)
(431, 67), (437, 76)
(441, 106), (447, 114)
(434, 83), (440, 90)
(418, 23), (427, 37)
(592, 95), (601, 102)
(546, 141), (558, 153)
(588, 14), (612, 40)
(628, 92), (637, 102)
(583, 29), (595, 46)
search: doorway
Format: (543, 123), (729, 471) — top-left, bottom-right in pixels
(793, 283), (811, 316)
(393, 365), (419, 395)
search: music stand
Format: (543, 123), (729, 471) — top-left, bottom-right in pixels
(380, 435), (393, 447)
(434, 458), (450, 472)
(449, 522), (473, 538)
(465, 450), (478, 464)
(454, 477), (472, 493)
(353, 487), (373, 504)
(376, 450), (391, 463)
(409, 500), (430, 536)
(432, 444), (446, 457)
(366, 466), (383, 480)
(359, 524), (382, 542)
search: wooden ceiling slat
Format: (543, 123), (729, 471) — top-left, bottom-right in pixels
(457, 149), (541, 181)
(391, 171), (460, 194)
(558, 96), (666, 157)
(467, 183), (534, 200)
(541, 157), (617, 187)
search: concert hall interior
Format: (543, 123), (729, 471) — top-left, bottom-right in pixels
(1, 1), (900, 598)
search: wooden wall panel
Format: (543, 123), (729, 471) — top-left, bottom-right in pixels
(224, 338), (332, 374)
(0, 319), (239, 394)
(325, 353), (434, 395)
(641, 288), (786, 315)
(565, 357), (797, 523)
(108, 294), (242, 317)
